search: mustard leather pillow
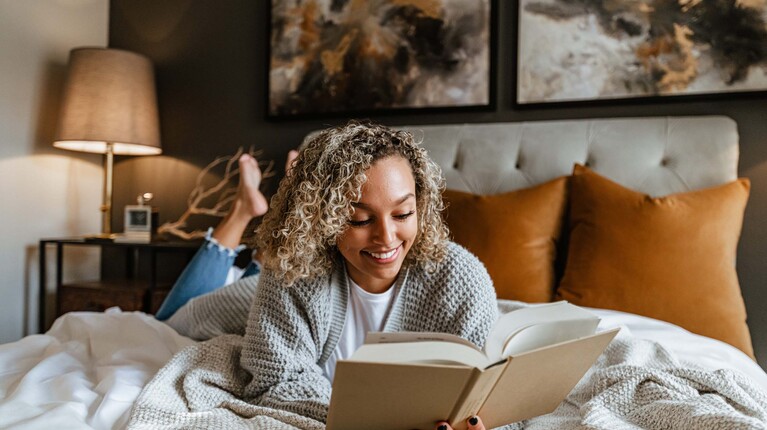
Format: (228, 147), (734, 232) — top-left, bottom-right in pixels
(556, 165), (754, 357)
(443, 177), (567, 302)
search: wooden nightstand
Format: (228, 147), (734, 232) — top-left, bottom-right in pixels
(39, 238), (201, 332)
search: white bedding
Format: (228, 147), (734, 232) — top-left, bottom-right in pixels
(0, 306), (765, 430)
(0, 309), (194, 430)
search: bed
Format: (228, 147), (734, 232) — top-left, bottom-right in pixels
(1, 115), (765, 429)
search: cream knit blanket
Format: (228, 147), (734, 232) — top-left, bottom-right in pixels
(129, 318), (767, 429)
(128, 301), (767, 430)
(521, 333), (767, 430)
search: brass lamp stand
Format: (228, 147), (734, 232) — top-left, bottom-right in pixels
(100, 143), (115, 237)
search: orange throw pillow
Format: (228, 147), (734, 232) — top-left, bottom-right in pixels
(556, 165), (753, 357)
(443, 177), (567, 302)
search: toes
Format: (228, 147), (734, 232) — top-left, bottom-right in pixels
(239, 154), (262, 181)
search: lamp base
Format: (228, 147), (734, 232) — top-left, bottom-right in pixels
(83, 233), (117, 242)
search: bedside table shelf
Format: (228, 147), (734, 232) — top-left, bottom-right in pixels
(39, 238), (201, 332)
(57, 279), (173, 316)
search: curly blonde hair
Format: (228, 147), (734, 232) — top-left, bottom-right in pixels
(254, 120), (449, 285)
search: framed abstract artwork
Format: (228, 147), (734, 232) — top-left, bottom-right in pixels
(517, 0), (767, 105)
(268, 0), (494, 118)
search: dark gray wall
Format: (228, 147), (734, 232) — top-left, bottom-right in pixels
(109, 0), (767, 368)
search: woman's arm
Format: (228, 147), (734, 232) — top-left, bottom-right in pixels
(421, 242), (499, 348)
(427, 244), (497, 430)
(240, 268), (333, 422)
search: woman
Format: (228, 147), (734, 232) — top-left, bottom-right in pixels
(158, 120), (497, 430)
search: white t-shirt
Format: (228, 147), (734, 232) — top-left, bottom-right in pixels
(322, 275), (397, 381)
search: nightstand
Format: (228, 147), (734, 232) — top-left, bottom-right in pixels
(38, 238), (201, 332)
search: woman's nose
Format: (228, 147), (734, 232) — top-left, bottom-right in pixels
(373, 218), (396, 245)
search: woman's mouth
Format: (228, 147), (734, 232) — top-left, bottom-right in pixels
(364, 245), (401, 263)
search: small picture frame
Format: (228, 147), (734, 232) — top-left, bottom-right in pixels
(124, 205), (152, 233)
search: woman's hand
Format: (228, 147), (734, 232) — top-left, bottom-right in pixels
(435, 415), (485, 430)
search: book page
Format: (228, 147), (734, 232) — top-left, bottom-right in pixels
(350, 341), (491, 368)
(484, 301), (599, 361)
(365, 331), (479, 349)
(501, 318), (600, 357)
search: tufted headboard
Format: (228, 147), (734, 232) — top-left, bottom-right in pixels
(400, 116), (738, 197)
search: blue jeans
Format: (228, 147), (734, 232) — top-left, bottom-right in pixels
(155, 237), (260, 320)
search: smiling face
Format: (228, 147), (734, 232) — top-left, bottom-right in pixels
(336, 155), (419, 294)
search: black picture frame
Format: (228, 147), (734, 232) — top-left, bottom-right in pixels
(267, 0), (496, 120)
(516, 0), (767, 106)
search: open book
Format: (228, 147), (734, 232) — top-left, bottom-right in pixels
(327, 301), (619, 430)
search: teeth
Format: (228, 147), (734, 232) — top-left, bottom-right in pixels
(369, 248), (397, 259)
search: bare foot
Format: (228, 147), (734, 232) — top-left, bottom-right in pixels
(236, 154), (269, 218)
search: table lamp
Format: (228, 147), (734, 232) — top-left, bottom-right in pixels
(53, 47), (161, 238)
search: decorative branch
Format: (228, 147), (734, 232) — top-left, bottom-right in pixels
(158, 147), (275, 240)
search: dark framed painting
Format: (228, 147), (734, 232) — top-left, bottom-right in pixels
(268, 0), (494, 118)
(516, 0), (767, 105)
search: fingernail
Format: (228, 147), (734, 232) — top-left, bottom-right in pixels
(468, 416), (479, 426)
(438, 425), (447, 430)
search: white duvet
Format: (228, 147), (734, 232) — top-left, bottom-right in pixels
(0, 305), (765, 430)
(0, 309), (194, 430)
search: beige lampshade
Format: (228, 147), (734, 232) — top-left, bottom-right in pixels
(54, 47), (161, 155)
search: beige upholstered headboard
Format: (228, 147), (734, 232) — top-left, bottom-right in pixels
(401, 116), (738, 197)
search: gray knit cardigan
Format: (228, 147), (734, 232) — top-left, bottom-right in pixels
(165, 241), (498, 423)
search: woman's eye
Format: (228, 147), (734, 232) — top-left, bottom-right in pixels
(394, 211), (415, 220)
(349, 211), (414, 226)
(349, 219), (372, 227)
